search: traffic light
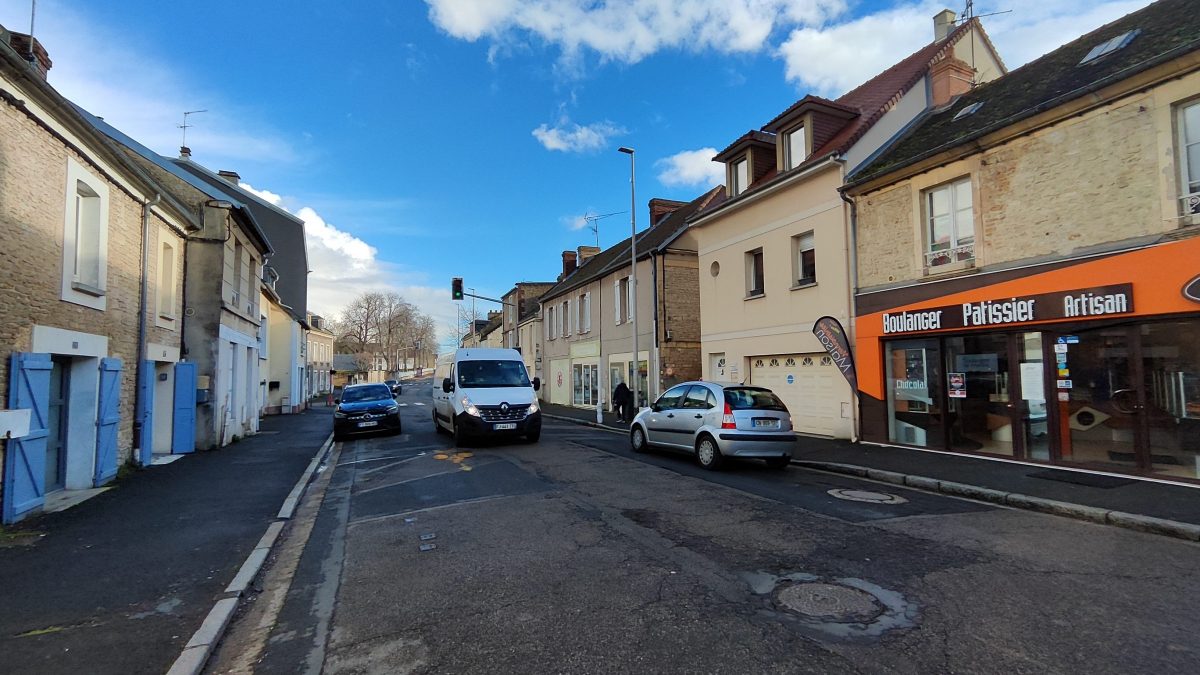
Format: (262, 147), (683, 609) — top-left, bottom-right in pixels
(452, 277), (464, 301)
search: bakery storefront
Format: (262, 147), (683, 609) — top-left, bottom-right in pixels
(855, 237), (1200, 483)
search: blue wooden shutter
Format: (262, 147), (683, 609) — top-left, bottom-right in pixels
(4, 353), (51, 524)
(136, 361), (154, 466)
(94, 357), (122, 485)
(172, 362), (196, 454)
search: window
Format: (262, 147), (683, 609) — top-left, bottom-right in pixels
(1079, 29), (1139, 66)
(157, 239), (176, 321)
(952, 102), (985, 122)
(547, 305), (556, 339)
(923, 178), (975, 268)
(579, 293), (591, 333)
(61, 159), (109, 309)
(562, 300), (570, 336)
(791, 232), (816, 286)
(1179, 100), (1200, 215)
(681, 386), (715, 410)
(732, 157), (749, 195)
(655, 384), (691, 410)
(784, 126), (806, 169)
(626, 277), (634, 324)
(232, 239), (244, 306)
(745, 248), (765, 297)
(616, 277), (631, 324)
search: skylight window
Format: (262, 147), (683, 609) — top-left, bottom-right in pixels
(952, 102), (985, 122)
(1079, 29), (1140, 65)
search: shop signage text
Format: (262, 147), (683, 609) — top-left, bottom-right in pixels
(812, 316), (858, 391)
(881, 284), (1134, 335)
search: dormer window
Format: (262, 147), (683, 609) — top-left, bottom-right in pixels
(732, 157), (749, 195)
(784, 126), (807, 170)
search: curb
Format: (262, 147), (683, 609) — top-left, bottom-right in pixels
(795, 460), (1200, 543)
(543, 413), (626, 435)
(165, 432), (335, 675)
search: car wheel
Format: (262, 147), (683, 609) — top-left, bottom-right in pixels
(765, 456), (790, 470)
(695, 434), (724, 470)
(630, 425), (648, 453)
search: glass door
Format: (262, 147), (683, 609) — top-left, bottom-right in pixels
(1055, 326), (1141, 472)
(1140, 320), (1200, 480)
(1016, 332), (1050, 461)
(944, 334), (1014, 456)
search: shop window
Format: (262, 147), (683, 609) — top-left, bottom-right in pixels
(944, 334), (1014, 457)
(745, 248), (765, 298)
(1178, 99), (1200, 219)
(572, 363), (598, 406)
(886, 339), (945, 448)
(922, 177), (975, 270)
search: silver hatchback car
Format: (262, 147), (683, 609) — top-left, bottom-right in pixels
(629, 381), (797, 470)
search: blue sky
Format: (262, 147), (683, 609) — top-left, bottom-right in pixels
(1, 0), (1151, 344)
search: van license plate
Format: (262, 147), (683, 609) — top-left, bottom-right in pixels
(753, 419), (778, 428)
(494, 423), (517, 430)
(357, 421), (378, 428)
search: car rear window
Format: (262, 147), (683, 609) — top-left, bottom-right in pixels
(724, 388), (788, 411)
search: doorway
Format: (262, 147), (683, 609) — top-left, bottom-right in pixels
(45, 356), (70, 492)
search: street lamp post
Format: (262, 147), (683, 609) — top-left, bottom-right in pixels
(618, 146), (638, 416)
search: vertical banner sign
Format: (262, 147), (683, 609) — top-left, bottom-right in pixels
(812, 316), (857, 391)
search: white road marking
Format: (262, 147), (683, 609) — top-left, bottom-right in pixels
(397, 403), (409, 407)
(414, 402), (426, 406)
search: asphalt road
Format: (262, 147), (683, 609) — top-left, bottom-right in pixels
(214, 379), (1200, 674)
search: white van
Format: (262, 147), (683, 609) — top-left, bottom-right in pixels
(432, 348), (542, 444)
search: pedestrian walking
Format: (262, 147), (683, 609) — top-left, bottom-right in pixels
(613, 381), (632, 423)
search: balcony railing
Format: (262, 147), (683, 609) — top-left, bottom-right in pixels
(925, 242), (975, 268)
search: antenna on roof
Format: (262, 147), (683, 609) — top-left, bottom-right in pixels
(582, 210), (626, 248)
(26, 0), (37, 64)
(178, 109), (207, 157)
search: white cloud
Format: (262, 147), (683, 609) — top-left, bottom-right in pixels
(425, 0), (847, 67)
(238, 184), (460, 342)
(777, 0), (1154, 96)
(562, 214), (591, 230)
(656, 148), (724, 188)
(532, 119), (626, 152)
(0, 1), (298, 168)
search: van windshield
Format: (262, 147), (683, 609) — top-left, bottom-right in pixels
(457, 360), (531, 388)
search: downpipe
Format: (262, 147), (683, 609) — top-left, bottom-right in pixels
(133, 192), (162, 464)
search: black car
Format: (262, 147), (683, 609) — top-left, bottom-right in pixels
(384, 379), (402, 396)
(333, 383), (402, 440)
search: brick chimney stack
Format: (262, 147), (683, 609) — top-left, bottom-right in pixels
(577, 246), (601, 265)
(217, 170), (241, 185)
(648, 198), (688, 225)
(8, 32), (52, 80)
(930, 55), (975, 107)
(560, 250), (578, 280)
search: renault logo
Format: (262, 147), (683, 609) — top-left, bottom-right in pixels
(500, 402), (509, 413)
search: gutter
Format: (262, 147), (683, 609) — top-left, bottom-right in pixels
(650, 249), (660, 400)
(133, 193), (162, 463)
(836, 171), (861, 444)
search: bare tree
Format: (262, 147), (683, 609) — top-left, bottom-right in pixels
(335, 290), (441, 374)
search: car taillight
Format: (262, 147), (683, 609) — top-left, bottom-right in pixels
(721, 403), (736, 429)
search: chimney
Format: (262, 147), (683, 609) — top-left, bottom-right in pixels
(488, 310), (502, 321)
(648, 198), (688, 225)
(217, 170), (241, 185)
(933, 9), (957, 42)
(929, 55), (975, 107)
(179, 146), (192, 160)
(577, 246), (601, 265)
(560, 250), (578, 280)
(8, 32), (52, 80)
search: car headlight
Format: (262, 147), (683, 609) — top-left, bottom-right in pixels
(460, 395), (480, 417)
(334, 409), (347, 419)
(386, 404), (399, 413)
(527, 400), (540, 414)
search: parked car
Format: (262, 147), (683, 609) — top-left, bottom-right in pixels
(384, 379), (402, 396)
(334, 383), (402, 440)
(629, 381), (796, 470)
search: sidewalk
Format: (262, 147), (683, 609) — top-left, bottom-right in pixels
(0, 408), (333, 675)
(543, 402), (1200, 540)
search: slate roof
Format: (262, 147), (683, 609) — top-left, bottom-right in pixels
(176, 162), (308, 318)
(332, 354), (361, 372)
(540, 186), (724, 303)
(849, 0), (1200, 187)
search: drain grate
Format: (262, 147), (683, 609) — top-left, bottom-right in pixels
(827, 488), (908, 504)
(777, 583), (884, 623)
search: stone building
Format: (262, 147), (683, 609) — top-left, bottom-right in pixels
(0, 29), (194, 522)
(844, 0), (1200, 483)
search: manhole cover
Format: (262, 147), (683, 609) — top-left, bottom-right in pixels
(777, 583), (884, 622)
(827, 488), (907, 504)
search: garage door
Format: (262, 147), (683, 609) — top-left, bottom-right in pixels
(749, 353), (837, 436)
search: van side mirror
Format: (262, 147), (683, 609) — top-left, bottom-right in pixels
(442, 377), (454, 393)
(334, 397), (340, 404)
(532, 377), (541, 391)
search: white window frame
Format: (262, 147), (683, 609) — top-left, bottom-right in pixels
(61, 158), (109, 310)
(562, 300), (571, 337)
(791, 231), (816, 287)
(732, 157), (749, 195)
(614, 279), (623, 324)
(546, 306), (554, 340)
(784, 125), (807, 170)
(745, 248), (765, 298)
(581, 292), (591, 333)
(624, 276), (634, 325)
(922, 177), (975, 269)
(1179, 99), (1200, 216)
(155, 231), (178, 328)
